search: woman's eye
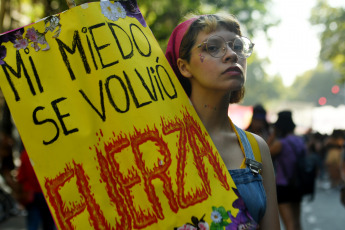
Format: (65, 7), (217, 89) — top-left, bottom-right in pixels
(233, 41), (244, 52)
(207, 45), (220, 52)
(233, 44), (243, 52)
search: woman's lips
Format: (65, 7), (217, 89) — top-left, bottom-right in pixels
(222, 66), (243, 76)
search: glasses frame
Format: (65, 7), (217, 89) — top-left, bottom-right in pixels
(194, 35), (255, 59)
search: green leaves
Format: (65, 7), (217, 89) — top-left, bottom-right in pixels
(210, 206), (230, 230)
(310, 0), (345, 82)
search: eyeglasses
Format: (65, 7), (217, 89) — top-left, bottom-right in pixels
(195, 35), (254, 59)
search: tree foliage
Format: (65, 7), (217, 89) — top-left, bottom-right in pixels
(289, 64), (344, 107)
(0, 0), (276, 48)
(242, 54), (286, 106)
(310, 0), (345, 82)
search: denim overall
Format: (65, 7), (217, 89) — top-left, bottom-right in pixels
(228, 126), (267, 224)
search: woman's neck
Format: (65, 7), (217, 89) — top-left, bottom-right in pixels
(189, 93), (232, 134)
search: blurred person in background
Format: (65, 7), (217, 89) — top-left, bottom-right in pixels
(0, 102), (19, 221)
(0, 102), (16, 191)
(268, 110), (305, 230)
(324, 129), (345, 188)
(16, 148), (56, 230)
(340, 141), (345, 207)
(300, 130), (321, 200)
(246, 104), (271, 142)
(308, 132), (327, 180)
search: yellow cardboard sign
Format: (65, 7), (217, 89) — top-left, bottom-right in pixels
(0, 1), (243, 229)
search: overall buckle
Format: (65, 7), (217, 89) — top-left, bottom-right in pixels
(245, 158), (262, 175)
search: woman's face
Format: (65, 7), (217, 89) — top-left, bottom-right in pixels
(183, 28), (247, 95)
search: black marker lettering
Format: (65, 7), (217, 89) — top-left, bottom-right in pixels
(56, 31), (91, 81)
(130, 24), (151, 57)
(123, 70), (152, 109)
(29, 56), (43, 93)
(33, 106), (59, 145)
(148, 66), (164, 100)
(108, 22), (134, 60)
(51, 97), (78, 136)
(156, 64), (177, 99)
(86, 34), (98, 70)
(79, 80), (106, 121)
(105, 75), (130, 113)
(89, 23), (119, 69)
(134, 68), (157, 101)
(1, 51), (40, 101)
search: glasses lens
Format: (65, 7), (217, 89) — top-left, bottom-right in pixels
(232, 38), (244, 57)
(206, 36), (225, 58)
(237, 37), (254, 58)
(204, 36), (254, 58)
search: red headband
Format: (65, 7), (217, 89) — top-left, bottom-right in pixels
(165, 17), (198, 82)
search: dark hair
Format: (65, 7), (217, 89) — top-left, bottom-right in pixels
(247, 104), (269, 130)
(274, 110), (296, 137)
(178, 14), (244, 103)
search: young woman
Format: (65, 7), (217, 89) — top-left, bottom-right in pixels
(165, 13), (280, 229)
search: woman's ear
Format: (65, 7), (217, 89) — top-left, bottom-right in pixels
(177, 58), (192, 78)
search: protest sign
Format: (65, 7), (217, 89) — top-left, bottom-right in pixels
(0, 1), (245, 229)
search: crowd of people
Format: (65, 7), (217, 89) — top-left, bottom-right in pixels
(0, 10), (344, 230)
(247, 104), (345, 230)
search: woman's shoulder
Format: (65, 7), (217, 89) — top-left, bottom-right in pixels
(247, 132), (276, 181)
(253, 133), (269, 152)
(246, 132), (271, 163)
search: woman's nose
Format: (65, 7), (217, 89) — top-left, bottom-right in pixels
(222, 45), (238, 62)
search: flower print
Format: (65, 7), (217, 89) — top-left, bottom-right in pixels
(0, 33), (15, 45)
(101, 0), (126, 21)
(226, 210), (257, 230)
(176, 224), (197, 230)
(231, 188), (246, 211)
(225, 189), (258, 230)
(44, 15), (61, 38)
(210, 206), (231, 229)
(198, 222), (210, 230)
(48, 16), (60, 31)
(0, 45), (7, 65)
(24, 28), (50, 52)
(0, 28), (24, 45)
(0, 28), (25, 64)
(226, 211), (244, 230)
(176, 214), (210, 230)
(37, 33), (50, 51)
(13, 38), (28, 50)
(113, 2), (127, 18)
(44, 16), (59, 32)
(31, 42), (40, 52)
(120, 0), (147, 27)
(25, 27), (39, 42)
(211, 210), (222, 223)
(14, 30), (24, 40)
(51, 27), (61, 38)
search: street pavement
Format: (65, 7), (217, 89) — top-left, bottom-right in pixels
(0, 179), (344, 230)
(299, 180), (344, 230)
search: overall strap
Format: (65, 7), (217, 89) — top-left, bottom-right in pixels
(234, 125), (262, 174)
(234, 125), (255, 160)
(245, 131), (262, 163)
